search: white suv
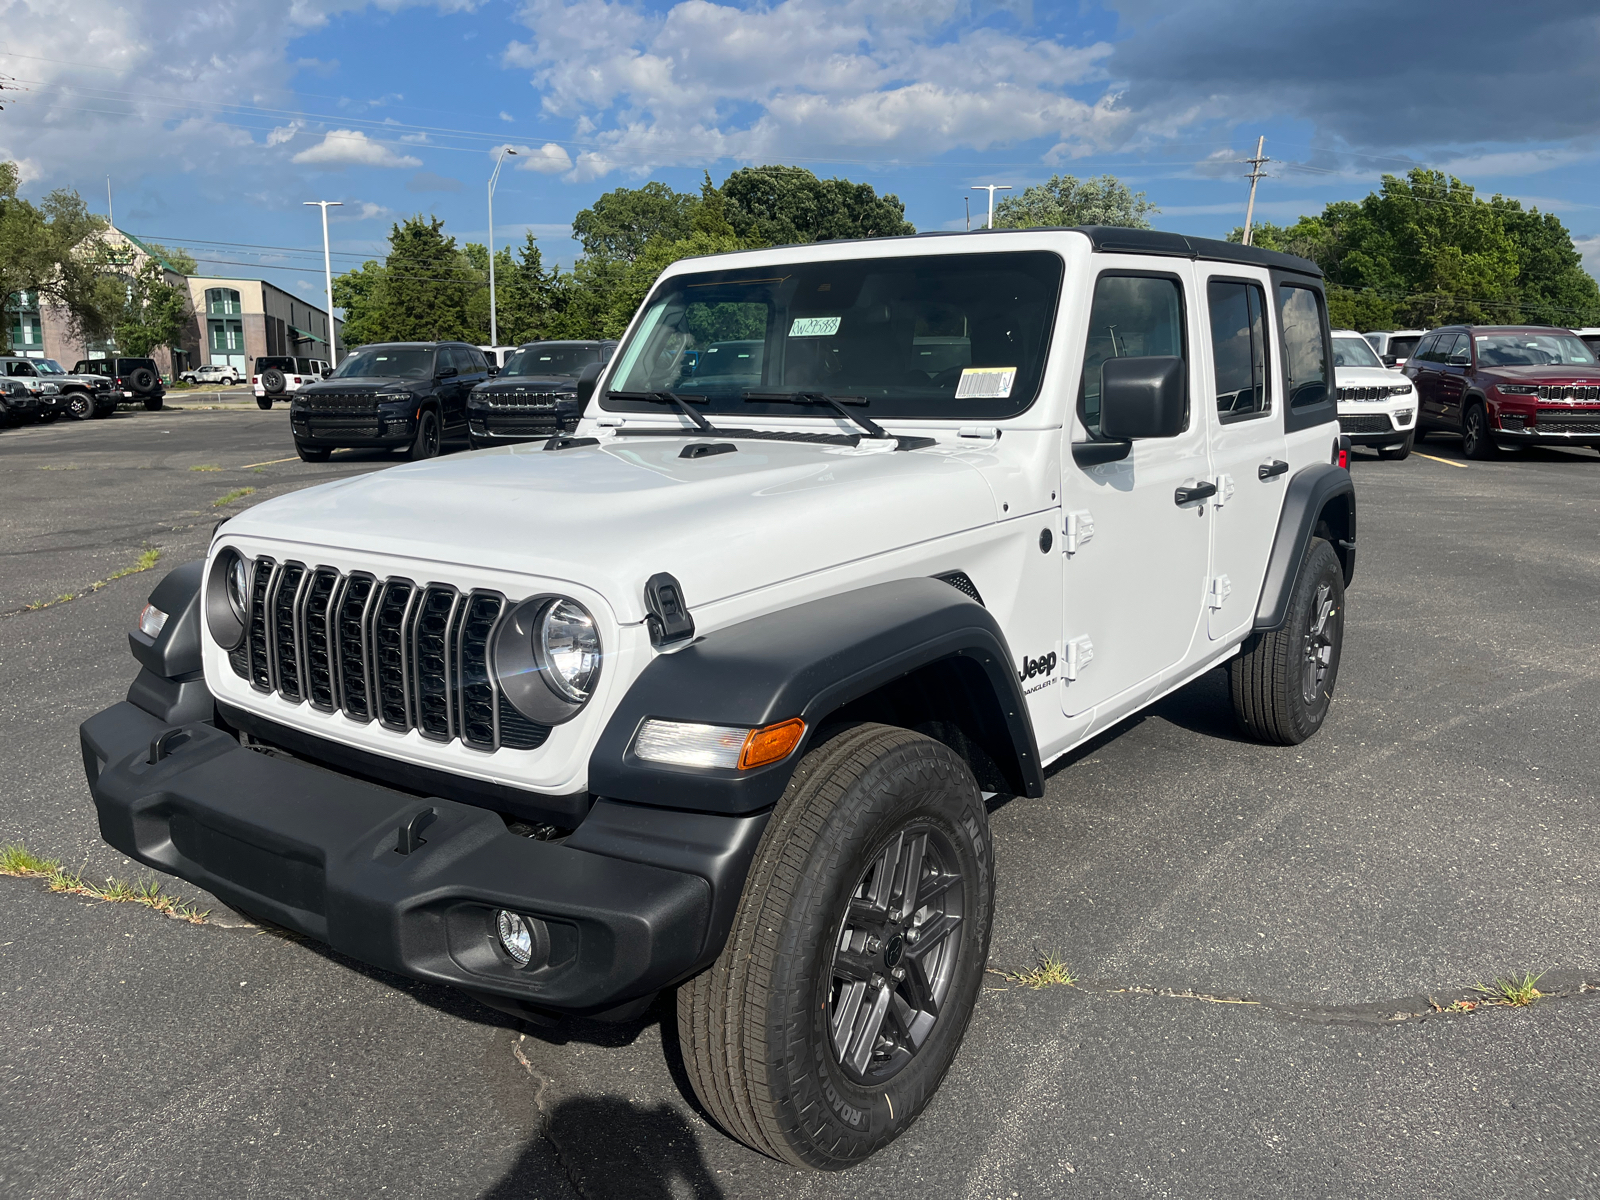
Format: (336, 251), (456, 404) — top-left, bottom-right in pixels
(83, 227), (1354, 1171)
(252, 356), (330, 409)
(1333, 329), (1417, 459)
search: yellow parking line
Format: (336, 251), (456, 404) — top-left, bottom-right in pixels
(1413, 452), (1468, 469)
(238, 456), (300, 469)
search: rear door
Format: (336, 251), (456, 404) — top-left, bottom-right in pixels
(1199, 270), (1287, 644)
(1060, 263), (1213, 720)
(1437, 332), (1470, 427)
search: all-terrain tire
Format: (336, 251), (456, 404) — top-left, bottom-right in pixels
(66, 391), (95, 421)
(1378, 432), (1414, 461)
(677, 723), (994, 1170)
(260, 367), (287, 396)
(127, 366), (158, 394)
(1229, 537), (1345, 745)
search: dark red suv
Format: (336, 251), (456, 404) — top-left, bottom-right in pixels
(1406, 325), (1600, 459)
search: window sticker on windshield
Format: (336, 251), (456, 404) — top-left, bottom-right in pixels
(955, 367), (1017, 399)
(789, 316), (842, 337)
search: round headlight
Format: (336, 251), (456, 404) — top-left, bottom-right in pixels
(536, 599), (601, 702)
(227, 556), (250, 621)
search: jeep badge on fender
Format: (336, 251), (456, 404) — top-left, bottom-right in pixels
(82, 225), (1353, 1172)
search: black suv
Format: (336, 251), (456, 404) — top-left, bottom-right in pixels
(467, 340), (616, 448)
(69, 356), (165, 411)
(289, 342), (489, 462)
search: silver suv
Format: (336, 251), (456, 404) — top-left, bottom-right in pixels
(0, 356), (115, 420)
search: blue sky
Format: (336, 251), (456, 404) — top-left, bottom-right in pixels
(4, 0), (1598, 311)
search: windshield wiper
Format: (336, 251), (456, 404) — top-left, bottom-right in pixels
(741, 391), (889, 440)
(606, 390), (722, 434)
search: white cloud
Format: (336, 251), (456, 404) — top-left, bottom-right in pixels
(500, 110), (516, 122)
(292, 130), (423, 168)
(1576, 236), (1600, 285)
(267, 122), (303, 146)
(510, 142), (575, 174)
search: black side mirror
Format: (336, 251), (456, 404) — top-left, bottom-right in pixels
(436, 365), (458, 379)
(1380, 355), (1398, 367)
(575, 360), (604, 408)
(1099, 356), (1186, 440)
(1447, 353), (1471, 367)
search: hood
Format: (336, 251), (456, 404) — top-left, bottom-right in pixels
(298, 377), (420, 395)
(1335, 365), (1410, 388)
(1477, 365), (1600, 385)
(475, 376), (578, 393)
(224, 436), (999, 623)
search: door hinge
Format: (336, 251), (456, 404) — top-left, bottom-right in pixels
(1208, 574), (1232, 611)
(1065, 635), (1094, 681)
(1064, 510), (1095, 555)
(1212, 473), (1236, 508)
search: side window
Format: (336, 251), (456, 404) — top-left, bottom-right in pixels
(1411, 334), (1436, 364)
(1207, 279), (1270, 420)
(467, 348), (488, 373)
(1079, 273), (1185, 438)
(1276, 284), (1329, 409)
(1444, 332), (1468, 363)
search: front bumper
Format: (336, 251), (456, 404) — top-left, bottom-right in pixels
(467, 410), (576, 444)
(1338, 410), (1414, 447)
(81, 701), (756, 1013)
(1495, 408), (1600, 444)
(291, 409), (415, 448)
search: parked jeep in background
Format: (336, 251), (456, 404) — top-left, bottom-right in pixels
(252, 356), (331, 409)
(1333, 329), (1416, 459)
(1405, 325), (1600, 459)
(180, 363), (245, 387)
(70, 356), (166, 411)
(467, 339), (617, 447)
(0, 375), (42, 425)
(0, 355), (68, 421)
(289, 341), (488, 462)
(82, 226), (1353, 1171)
(1365, 328), (1428, 368)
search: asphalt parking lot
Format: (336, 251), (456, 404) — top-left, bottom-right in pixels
(2, 407), (1597, 1199)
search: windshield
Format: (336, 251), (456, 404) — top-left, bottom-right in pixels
(1388, 336), (1421, 359)
(331, 347), (434, 379)
(35, 359), (65, 375)
(604, 251), (1063, 421)
(503, 344), (600, 378)
(1476, 332), (1596, 367)
(1332, 337), (1383, 368)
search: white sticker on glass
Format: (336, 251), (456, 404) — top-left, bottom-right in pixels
(955, 367), (1017, 399)
(788, 316), (842, 337)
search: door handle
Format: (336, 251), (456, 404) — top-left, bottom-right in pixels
(1174, 481), (1218, 505)
(1258, 459), (1289, 480)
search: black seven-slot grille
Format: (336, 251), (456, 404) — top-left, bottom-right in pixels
(1338, 413), (1394, 434)
(228, 556), (549, 752)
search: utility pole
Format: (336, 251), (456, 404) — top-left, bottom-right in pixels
(487, 147), (518, 350)
(303, 201), (343, 366)
(106, 177), (114, 229)
(964, 195), (970, 232)
(972, 184), (1011, 230)
(1242, 137), (1269, 247)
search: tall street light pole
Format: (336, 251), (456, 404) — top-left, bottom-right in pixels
(304, 200), (343, 366)
(488, 147), (518, 350)
(972, 184), (1011, 230)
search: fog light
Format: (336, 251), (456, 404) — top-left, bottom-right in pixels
(1394, 408), (1413, 424)
(496, 910), (534, 966)
(138, 603), (169, 638)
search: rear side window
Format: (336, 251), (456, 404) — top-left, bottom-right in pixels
(1207, 279), (1271, 421)
(1079, 273), (1186, 438)
(1276, 285), (1328, 409)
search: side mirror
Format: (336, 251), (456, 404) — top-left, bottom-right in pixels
(575, 360), (605, 409)
(1447, 353), (1471, 367)
(1380, 355), (1398, 367)
(436, 365), (458, 379)
(487, 365), (499, 377)
(1099, 356), (1186, 440)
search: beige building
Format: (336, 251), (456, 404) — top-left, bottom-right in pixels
(12, 229), (342, 378)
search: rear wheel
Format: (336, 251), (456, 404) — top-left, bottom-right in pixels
(143, 396), (163, 411)
(256, 398), (273, 411)
(406, 410), (441, 460)
(1462, 403), (1497, 460)
(1229, 537), (1345, 745)
(678, 723), (994, 1170)
(1378, 432), (1413, 461)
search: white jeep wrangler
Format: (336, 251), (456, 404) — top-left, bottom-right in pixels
(83, 226), (1354, 1170)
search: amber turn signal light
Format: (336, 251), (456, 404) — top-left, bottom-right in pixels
(738, 718), (806, 770)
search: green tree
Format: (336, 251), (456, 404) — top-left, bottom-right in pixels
(571, 181), (700, 263)
(0, 161), (113, 347)
(331, 216), (483, 346)
(331, 259), (388, 348)
(720, 165), (915, 244)
(143, 241), (198, 274)
(93, 260), (188, 357)
(992, 174), (1157, 230)
(493, 232), (568, 345)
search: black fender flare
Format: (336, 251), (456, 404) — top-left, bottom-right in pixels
(589, 576), (1045, 816)
(1254, 463), (1356, 631)
(125, 559), (214, 725)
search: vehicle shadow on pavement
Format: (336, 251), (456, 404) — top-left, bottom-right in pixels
(481, 1095), (727, 1200)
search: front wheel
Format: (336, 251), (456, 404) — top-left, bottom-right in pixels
(405, 410), (441, 460)
(1378, 432), (1414, 461)
(66, 392), (95, 421)
(295, 442), (331, 463)
(1229, 537), (1345, 745)
(1462, 403), (1497, 460)
(678, 723), (994, 1170)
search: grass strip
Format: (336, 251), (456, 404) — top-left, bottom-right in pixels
(10, 547), (161, 616)
(1, 842), (208, 924)
(212, 487), (256, 507)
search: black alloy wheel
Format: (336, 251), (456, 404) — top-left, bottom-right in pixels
(66, 391), (94, 420)
(406, 409), (441, 460)
(1462, 403), (1497, 460)
(1300, 577), (1338, 708)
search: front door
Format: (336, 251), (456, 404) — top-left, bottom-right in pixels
(1437, 331), (1470, 428)
(1199, 270), (1288, 644)
(1060, 264), (1212, 719)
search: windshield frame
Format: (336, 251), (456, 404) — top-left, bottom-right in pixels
(601, 249), (1066, 423)
(1332, 336), (1383, 369)
(328, 346), (437, 380)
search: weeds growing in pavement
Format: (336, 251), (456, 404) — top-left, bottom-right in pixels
(213, 487), (255, 507)
(0, 842), (208, 923)
(7, 548), (161, 616)
(189, 464), (221, 472)
(994, 952), (1078, 989)
(1475, 972), (1544, 1007)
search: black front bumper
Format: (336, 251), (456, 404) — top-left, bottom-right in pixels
(82, 701), (763, 1014)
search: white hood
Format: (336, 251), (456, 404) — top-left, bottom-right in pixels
(1335, 365), (1409, 388)
(225, 436), (1000, 623)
